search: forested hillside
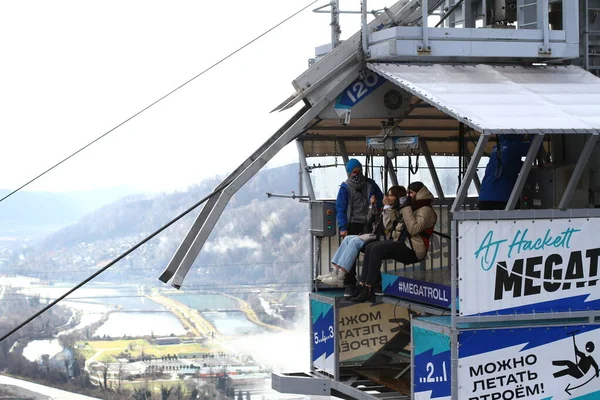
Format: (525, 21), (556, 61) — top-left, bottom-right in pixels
(7, 164), (311, 287)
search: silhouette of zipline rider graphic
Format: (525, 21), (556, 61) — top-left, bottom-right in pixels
(552, 330), (600, 395)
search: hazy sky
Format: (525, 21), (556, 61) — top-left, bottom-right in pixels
(0, 0), (392, 193)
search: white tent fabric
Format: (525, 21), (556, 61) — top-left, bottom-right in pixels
(368, 63), (600, 134)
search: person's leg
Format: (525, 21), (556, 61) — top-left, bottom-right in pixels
(350, 242), (391, 302)
(342, 223), (363, 289)
(322, 238), (364, 287)
(335, 236), (364, 271)
(330, 236), (351, 268)
(363, 242), (404, 286)
(358, 241), (378, 283)
(317, 238), (346, 281)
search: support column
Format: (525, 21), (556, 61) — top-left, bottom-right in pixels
(505, 134), (545, 210)
(451, 134), (490, 213)
(421, 140), (445, 199)
(297, 140), (316, 200)
(558, 133), (599, 209)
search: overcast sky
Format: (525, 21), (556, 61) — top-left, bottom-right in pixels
(0, 0), (394, 193)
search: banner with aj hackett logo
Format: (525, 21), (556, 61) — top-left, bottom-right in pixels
(459, 218), (600, 315)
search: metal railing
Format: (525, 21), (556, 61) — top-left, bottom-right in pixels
(314, 197), (479, 285)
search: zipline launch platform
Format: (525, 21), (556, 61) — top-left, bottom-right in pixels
(160, 0), (600, 398)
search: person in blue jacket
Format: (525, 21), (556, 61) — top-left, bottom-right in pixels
(333, 158), (383, 295)
(479, 135), (532, 210)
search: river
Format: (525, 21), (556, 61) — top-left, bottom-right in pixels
(18, 282), (269, 361)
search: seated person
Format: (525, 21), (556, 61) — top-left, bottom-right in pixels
(350, 182), (437, 303)
(318, 186), (406, 288)
(479, 134), (532, 210)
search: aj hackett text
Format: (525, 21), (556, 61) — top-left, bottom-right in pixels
(474, 226), (600, 300)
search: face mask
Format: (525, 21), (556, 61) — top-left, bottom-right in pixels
(349, 173), (362, 184)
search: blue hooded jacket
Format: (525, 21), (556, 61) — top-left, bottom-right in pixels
(479, 135), (532, 202)
(336, 178), (384, 232)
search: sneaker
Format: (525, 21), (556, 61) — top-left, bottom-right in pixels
(343, 285), (356, 298)
(316, 270), (335, 281)
(321, 270), (346, 288)
(321, 275), (345, 288)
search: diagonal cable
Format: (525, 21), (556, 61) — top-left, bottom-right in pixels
(0, 0), (317, 205)
(0, 187), (222, 343)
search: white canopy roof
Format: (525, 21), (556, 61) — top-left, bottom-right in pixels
(368, 63), (600, 135)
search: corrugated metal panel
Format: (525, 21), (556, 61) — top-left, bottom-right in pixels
(368, 63), (600, 134)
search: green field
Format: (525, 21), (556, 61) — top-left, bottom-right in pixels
(78, 339), (212, 362)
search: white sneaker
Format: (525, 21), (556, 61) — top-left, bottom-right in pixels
(316, 270), (335, 281)
(321, 270), (347, 288)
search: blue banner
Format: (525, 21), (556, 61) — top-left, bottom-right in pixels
(333, 72), (385, 114)
(413, 325), (451, 400)
(383, 273), (452, 308)
(459, 325), (600, 399)
(311, 299), (335, 374)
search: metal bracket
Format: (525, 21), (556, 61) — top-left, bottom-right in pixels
(272, 372), (331, 396)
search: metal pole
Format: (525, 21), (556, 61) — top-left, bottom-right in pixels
(463, 0), (474, 28)
(421, 140), (445, 199)
(585, 0), (590, 70)
(422, 0), (429, 50)
(386, 157), (399, 187)
(558, 133), (599, 209)
(458, 123), (465, 189)
(450, 219), (458, 400)
(542, 0), (550, 52)
(436, 0), (464, 27)
(310, 233), (316, 292)
(505, 134), (545, 210)
(463, 144), (481, 194)
(337, 140), (350, 166)
(451, 134), (490, 213)
(361, 0), (370, 57)
(331, 0), (340, 49)
(297, 140), (317, 200)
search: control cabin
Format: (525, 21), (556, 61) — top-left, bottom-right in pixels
(159, 1), (600, 399)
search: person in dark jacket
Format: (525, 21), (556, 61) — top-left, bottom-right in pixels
(334, 159), (383, 295)
(479, 135), (532, 210)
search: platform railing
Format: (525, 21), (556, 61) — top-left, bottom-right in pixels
(314, 197), (479, 285)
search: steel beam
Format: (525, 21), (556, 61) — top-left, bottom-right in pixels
(421, 140), (445, 199)
(558, 133), (599, 209)
(505, 134), (544, 210)
(338, 140), (350, 166)
(158, 193), (221, 283)
(451, 134), (489, 213)
(168, 65), (362, 288)
(297, 140), (316, 200)
(386, 157), (399, 187)
(271, 372), (330, 396)
(462, 134), (481, 194)
(158, 103), (311, 283)
(450, 219), (458, 400)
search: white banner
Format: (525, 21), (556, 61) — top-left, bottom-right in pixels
(459, 218), (600, 315)
(458, 325), (600, 400)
